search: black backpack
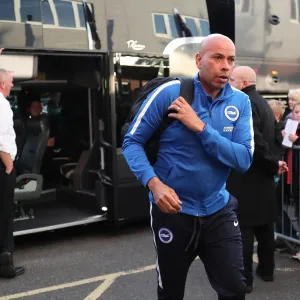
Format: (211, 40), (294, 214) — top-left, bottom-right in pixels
(121, 77), (194, 165)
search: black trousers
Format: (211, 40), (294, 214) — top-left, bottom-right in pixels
(240, 224), (275, 285)
(0, 160), (16, 254)
(151, 196), (246, 300)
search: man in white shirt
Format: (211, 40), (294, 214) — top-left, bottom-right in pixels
(0, 67), (25, 278)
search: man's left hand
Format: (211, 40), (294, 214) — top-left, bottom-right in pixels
(168, 97), (205, 132)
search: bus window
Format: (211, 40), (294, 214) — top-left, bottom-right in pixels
(0, 0), (43, 48)
(53, 0), (76, 28)
(41, 0), (107, 51)
(41, 0), (55, 25)
(185, 17), (199, 36)
(199, 20), (210, 36)
(20, 0), (42, 23)
(0, 1), (16, 21)
(168, 15), (179, 38)
(7, 92), (20, 118)
(78, 3), (87, 28)
(154, 14), (167, 35)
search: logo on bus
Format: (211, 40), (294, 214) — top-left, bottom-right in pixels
(127, 40), (145, 51)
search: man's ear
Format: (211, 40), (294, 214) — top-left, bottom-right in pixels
(195, 53), (202, 70)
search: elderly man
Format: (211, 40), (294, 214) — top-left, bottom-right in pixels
(123, 34), (254, 300)
(227, 66), (287, 293)
(0, 68), (25, 278)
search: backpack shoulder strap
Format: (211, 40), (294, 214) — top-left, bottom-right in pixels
(158, 77), (194, 134)
(178, 77), (194, 105)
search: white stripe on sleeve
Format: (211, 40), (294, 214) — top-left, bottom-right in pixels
(130, 80), (180, 135)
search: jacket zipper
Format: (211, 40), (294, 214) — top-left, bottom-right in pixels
(209, 96), (223, 118)
(208, 103), (213, 118)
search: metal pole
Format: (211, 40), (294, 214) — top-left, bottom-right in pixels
(298, 148), (300, 231)
(88, 88), (93, 148)
(281, 156), (285, 235)
(108, 53), (118, 223)
(275, 232), (300, 245)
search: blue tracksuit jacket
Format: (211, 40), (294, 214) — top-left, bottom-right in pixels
(122, 74), (254, 216)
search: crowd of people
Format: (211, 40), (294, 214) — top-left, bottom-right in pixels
(268, 89), (300, 261)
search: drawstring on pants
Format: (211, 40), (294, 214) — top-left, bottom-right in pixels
(185, 217), (202, 252)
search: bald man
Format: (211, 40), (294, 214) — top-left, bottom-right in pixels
(229, 66), (257, 91)
(227, 66), (287, 293)
(123, 34), (254, 299)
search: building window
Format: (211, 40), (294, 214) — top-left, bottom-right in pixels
(154, 14), (167, 34)
(41, 0), (55, 25)
(53, 0), (76, 28)
(290, 0), (300, 22)
(0, 1), (16, 21)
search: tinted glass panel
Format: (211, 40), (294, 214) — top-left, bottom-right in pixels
(21, 0), (42, 22)
(168, 15), (179, 38)
(78, 4), (86, 28)
(53, 0), (76, 28)
(291, 0), (296, 19)
(154, 14), (167, 34)
(185, 17), (198, 36)
(200, 20), (210, 36)
(41, 0), (55, 25)
(0, 1), (16, 21)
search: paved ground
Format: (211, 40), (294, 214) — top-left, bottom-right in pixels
(0, 222), (300, 300)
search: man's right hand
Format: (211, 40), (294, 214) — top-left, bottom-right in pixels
(0, 48), (4, 54)
(147, 177), (182, 213)
(278, 161), (288, 174)
(5, 165), (13, 175)
(0, 151), (13, 175)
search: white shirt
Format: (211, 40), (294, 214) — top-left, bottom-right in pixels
(0, 92), (17, 160)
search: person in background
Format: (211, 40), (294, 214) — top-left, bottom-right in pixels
(268, 99), (287, 157)
(28, 100), (55, 148)
(28, 100), (57, 183)
(227, 66), (288, 294)
(268, 99), (287, 123)
(268, 99), (297, 250)
(282, 102), (300, 261)
(282, 89), (300, 120)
